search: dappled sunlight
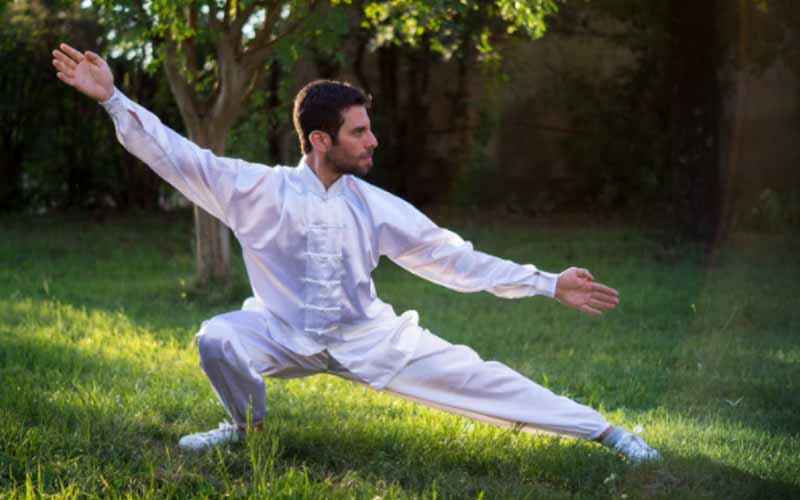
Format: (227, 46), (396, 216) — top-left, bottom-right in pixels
(0, 297), (196, 366)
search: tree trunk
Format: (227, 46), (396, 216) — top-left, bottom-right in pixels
(445, 38), (474, 200)
(669, 0), (721, 242)
(717, 0), (753, 248)
(193, 206), (231, 285)
(267, 60), (282, 163)
(162, 43), (241, 286)
(190, 127), (232, 285)
(401, 47), (433, 204)
(375, 46), (405, 196)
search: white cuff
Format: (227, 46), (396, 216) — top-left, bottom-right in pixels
(99, 86), (122, 110)
(534, 270), (559, 298)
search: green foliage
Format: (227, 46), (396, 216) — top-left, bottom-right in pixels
(363, 0), (560, 62)
(1, 213), (799, 498)
(91, 1), (343, 104)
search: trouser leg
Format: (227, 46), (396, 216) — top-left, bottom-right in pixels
(196, 310), (328, 428)
(383, 330), (610, 440)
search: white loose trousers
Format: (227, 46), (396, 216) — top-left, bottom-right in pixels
(197, 308), (610, 441)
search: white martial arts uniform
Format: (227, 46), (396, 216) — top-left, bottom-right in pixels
(101, 88), (610, 440)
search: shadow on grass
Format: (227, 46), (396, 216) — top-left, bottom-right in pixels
(618, 452), (800, 500)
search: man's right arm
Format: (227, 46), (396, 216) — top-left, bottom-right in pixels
(99, 87), (241, 226)
(52, 43), (268, 228)
(371, 186), (620, 315)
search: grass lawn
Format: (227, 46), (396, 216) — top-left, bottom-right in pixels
(1, 211), (798, 499)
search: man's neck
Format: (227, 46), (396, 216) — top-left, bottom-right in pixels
(305, 155), (341, 190)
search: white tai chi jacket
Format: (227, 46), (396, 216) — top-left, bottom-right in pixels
(101, 88), (559, 388)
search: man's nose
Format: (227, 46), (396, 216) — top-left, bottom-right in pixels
(368, 131), (378, 149)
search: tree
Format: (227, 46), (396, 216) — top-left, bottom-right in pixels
(94, 0), (328, 284)
(669, 0), (721, 242)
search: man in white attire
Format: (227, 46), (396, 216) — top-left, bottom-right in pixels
(52, 42), (660, 463)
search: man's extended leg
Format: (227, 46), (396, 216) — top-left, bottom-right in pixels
(382, 330), (660, 461)
(180, 310), (329, 450)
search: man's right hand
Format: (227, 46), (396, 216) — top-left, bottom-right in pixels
(554, 267), (620, 316)
(52, 43), (114, 102)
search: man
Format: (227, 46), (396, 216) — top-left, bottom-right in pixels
(52, 43), (661, 463)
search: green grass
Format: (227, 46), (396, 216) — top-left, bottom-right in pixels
(1, 211), (798, 499)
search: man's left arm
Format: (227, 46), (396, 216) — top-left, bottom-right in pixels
(378, 198), (556, 298)
(378, 200), (619, 314)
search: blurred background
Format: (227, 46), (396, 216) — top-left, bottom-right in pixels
(2, 0), (798, 278)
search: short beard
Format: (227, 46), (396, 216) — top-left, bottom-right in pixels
(328, 146), (370, 177)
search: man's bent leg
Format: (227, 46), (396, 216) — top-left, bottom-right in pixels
(383, 330), (609, 440)
(196, 310), (329, 429)
(197, 313), (268, 429)
(183, 310), (330, 451)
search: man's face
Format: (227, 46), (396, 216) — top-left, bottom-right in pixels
(326, 105), (378, 177)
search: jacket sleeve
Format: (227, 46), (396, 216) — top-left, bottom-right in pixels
(376, 195), (558, 299)
(100, 87), (271, 229)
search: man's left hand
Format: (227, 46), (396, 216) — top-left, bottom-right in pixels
(555, 267), (619, 316)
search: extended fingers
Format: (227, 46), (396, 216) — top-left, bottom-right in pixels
(53, 44), (82, 80)
(59, 43), (85, 62)
(53, 49), (78, 69)
(588, 296), (618, 310)
(579, 304), (602, 316)
(84, 50), (105, 68)
(52, 58), (76, 78)
(55, 71), (76, 85)
(587, 281), (621, 312)
(592, 282), (619, 298)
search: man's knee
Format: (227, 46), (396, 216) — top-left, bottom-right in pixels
(197, 317), (238, 364)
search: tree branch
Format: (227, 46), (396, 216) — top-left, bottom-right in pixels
(231, 1), (266, 34)
(243, 0), (319, 69)
(162, 41), (202, 133)
(182, 4), (199, 82)
(223, 0), (232, 28)
(243, 0), (282, 53)
(244, 64), (269, 101)
(352, 31), (372, 95)
(209, 1), (220, 31)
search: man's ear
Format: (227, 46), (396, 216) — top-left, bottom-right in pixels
(309, 130), (330, 152)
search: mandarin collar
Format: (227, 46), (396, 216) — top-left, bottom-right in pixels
(298, 158), (346, 198)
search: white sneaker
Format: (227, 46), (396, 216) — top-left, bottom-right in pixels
(613, 431), (662, 464)
(178, 421), (242, 451)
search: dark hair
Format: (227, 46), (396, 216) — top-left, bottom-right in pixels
(293, 80), (370, 154)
